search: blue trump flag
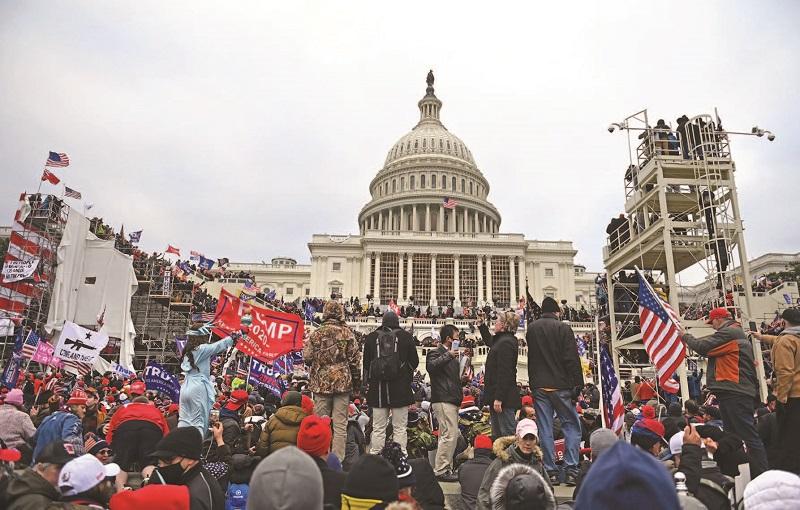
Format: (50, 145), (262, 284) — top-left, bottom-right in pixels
(198, 256), (214, 271)
(247, 357), (285, 398)
(144, 361), (181, 401)
(2, 352), (22, 389)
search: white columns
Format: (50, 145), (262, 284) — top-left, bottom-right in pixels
(486, 256), (493, 305)
(362, 254), (371, 298)
(373, 253), (381, 301)
(379, 212), (384, 230)
(430, 254), (437, 306)
(412, 206), (418, 231)
(483, 214), (487, 233)
(509, 256), (517, 304)
(425, 204), (431, 231)
(477, 255), (484, 304)
(400, 206), (406, 230)
(388, 208), (394, 231)
(450, 208), (456, 232)
(453, 254), (461, 307)
(406, 254), (413, 302)
(438, 204), (445, 231)
(463, 208), (468, 233)
(518, 257), (526, 299)
(398, 253), (405, 302)
(474, 211), (479, 233)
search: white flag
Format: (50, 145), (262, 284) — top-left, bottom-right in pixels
(1, 258), (39, 283)
(54, 321), (109, 366)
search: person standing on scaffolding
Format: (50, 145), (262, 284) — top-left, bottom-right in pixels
(681, 307), (769, 478)
(178, 323), (241, 437)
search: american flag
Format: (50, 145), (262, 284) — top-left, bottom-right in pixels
(60, 358), (92, 376)
(637, 268), (685, 393)
(166, 245), (180, 256)
(192, 312), (216, 323)
(21, 330), (41, 359)
(599, 343), (624, 435)
(64, 187), (82, 199)
(46, 152), (70, 167)
(443, 197), (457, 209)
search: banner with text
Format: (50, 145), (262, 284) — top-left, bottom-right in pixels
(31, 341), (62, 368)
(54, 322), (109, 366)
(144, 361), (181, 401)
(1, 258), (39, 283)
(215, 288), (304, 363)
(111, 361), (135, 379)
(247, 357), (286, 398)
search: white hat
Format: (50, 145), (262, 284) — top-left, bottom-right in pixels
(669, 431), (684, 455)
(516, 418), (538, 439)
(58, 454), (120, 496)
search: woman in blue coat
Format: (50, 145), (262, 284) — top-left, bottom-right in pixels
(178, 324), (240, 437)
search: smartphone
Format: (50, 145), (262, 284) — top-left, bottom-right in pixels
(210, 409), (220, 424)
(452, 340), (460, 352)
(748, 321), (757, 333)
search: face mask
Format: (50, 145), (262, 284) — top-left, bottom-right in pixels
(150, 462), (185, 485)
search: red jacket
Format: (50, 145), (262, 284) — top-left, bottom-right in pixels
(106, 402), (169, 443)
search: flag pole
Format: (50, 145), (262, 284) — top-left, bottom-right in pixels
(36, 169), (44, 194)
(594, 315), (607, 429)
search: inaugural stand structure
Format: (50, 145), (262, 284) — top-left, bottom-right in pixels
(603, 110), (773, 401)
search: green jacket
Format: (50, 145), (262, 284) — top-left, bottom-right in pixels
(683, 320), (757, 397)
(6, 468), (66, 510)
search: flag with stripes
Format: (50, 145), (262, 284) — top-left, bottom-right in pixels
(64, 187), (82, 199)
(636, 269), (685, 393)
(60, 358), (93, 376)
(443, 197), (457, 209)
(192, 312), (216, 323)
(600, 343), (625, 435)
(46, 152), (70, 167)
(20, 330), (41, 359)
(166, 245), (180, 256)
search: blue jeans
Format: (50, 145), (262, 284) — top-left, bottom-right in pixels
(490, 407), (517, 440)
(534, 388), (581, 474)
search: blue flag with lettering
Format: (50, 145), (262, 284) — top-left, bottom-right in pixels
(247, 358), (286, 397)
(2, 352), (22, 389)
(198, 256), (214, 271)
(144, 361), (181, 401)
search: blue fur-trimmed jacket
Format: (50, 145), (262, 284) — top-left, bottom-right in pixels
(31, 411), (83, 462)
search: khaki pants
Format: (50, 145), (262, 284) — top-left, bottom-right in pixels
(314, 392), (349, 461)
(370, 406), (409, 454)
(431, 402), (459, 475)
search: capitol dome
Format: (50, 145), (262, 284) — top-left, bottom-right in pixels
(359, 72), (502, 235)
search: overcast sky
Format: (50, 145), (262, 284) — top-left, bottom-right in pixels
(2, 1), (797, 284)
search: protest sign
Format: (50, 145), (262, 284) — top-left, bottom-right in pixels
(1, 258), (39, 283)
(247, 357), (285, 397)
(54, 322), (109, 366)
(2, 353), (22, 389)
(111, 361), (135, 379)
(31, 341), (62, 368)
(144, 361), (181, 401)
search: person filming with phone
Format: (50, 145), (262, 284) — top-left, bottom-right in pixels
(425, 324), (463, 482)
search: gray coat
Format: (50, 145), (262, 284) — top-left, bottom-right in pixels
(477, 436), (550, 510)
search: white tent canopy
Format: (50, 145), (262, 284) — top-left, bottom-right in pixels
(46, 207), (138, 369)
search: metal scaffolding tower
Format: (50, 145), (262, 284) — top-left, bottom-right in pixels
(603, 110), (770, 401)
(130, 257), (195, 369)
(0, 194), (68, 356)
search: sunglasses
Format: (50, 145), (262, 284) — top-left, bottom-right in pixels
(97, 449), (113, 456)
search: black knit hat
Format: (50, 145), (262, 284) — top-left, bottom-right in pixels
(343, 454), (399, 502)
(150, 426), (203, 460)
(380, 442), (417, 489)
(541, 297), (560, 314)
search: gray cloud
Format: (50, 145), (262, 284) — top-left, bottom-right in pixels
(1, 1), (797, 282)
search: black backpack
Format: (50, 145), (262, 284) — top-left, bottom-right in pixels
(369, 327), (402, 382)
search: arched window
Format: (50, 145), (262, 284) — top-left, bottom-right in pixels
(461, 179), (465, 192)
(469, 181), (473, 194)
(446, 140), (451, 150)
(432, 174), (437, 188)
(385, 182), (388, 195)
(442, 175), (446, 189)
(400, 177), (405, 190)
(451, 176), (456, 190)
(421, 174), (426, 188)
(439, 139), (443, 149)
(392, 179), (397, 192)
(414, 140), (418, 149)
(410, 175), (415, 190)
(422, 138), (426, 148)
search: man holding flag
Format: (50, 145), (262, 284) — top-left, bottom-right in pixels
(681, 307), (768, 478)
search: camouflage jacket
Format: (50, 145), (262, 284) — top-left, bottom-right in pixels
(304, 318), (361, 395)
(407, 425), (437, 459)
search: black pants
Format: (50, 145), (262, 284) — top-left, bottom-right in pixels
(111, 420), (164, 471)
(717, 391), (768, 478)
(776, 398), (800, 475)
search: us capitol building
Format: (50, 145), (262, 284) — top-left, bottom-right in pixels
(229, 72), (597, 309)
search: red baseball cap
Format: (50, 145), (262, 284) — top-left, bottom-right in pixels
(705, 307), (731, 324)
(224, 389), (249, 411)
(130, 381), (146, 396)
(521, 395), (533, 407)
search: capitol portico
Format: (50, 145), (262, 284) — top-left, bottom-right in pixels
(230, 73), (596, 308)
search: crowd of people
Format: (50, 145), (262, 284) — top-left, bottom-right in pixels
(0, 294), (798, 509)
